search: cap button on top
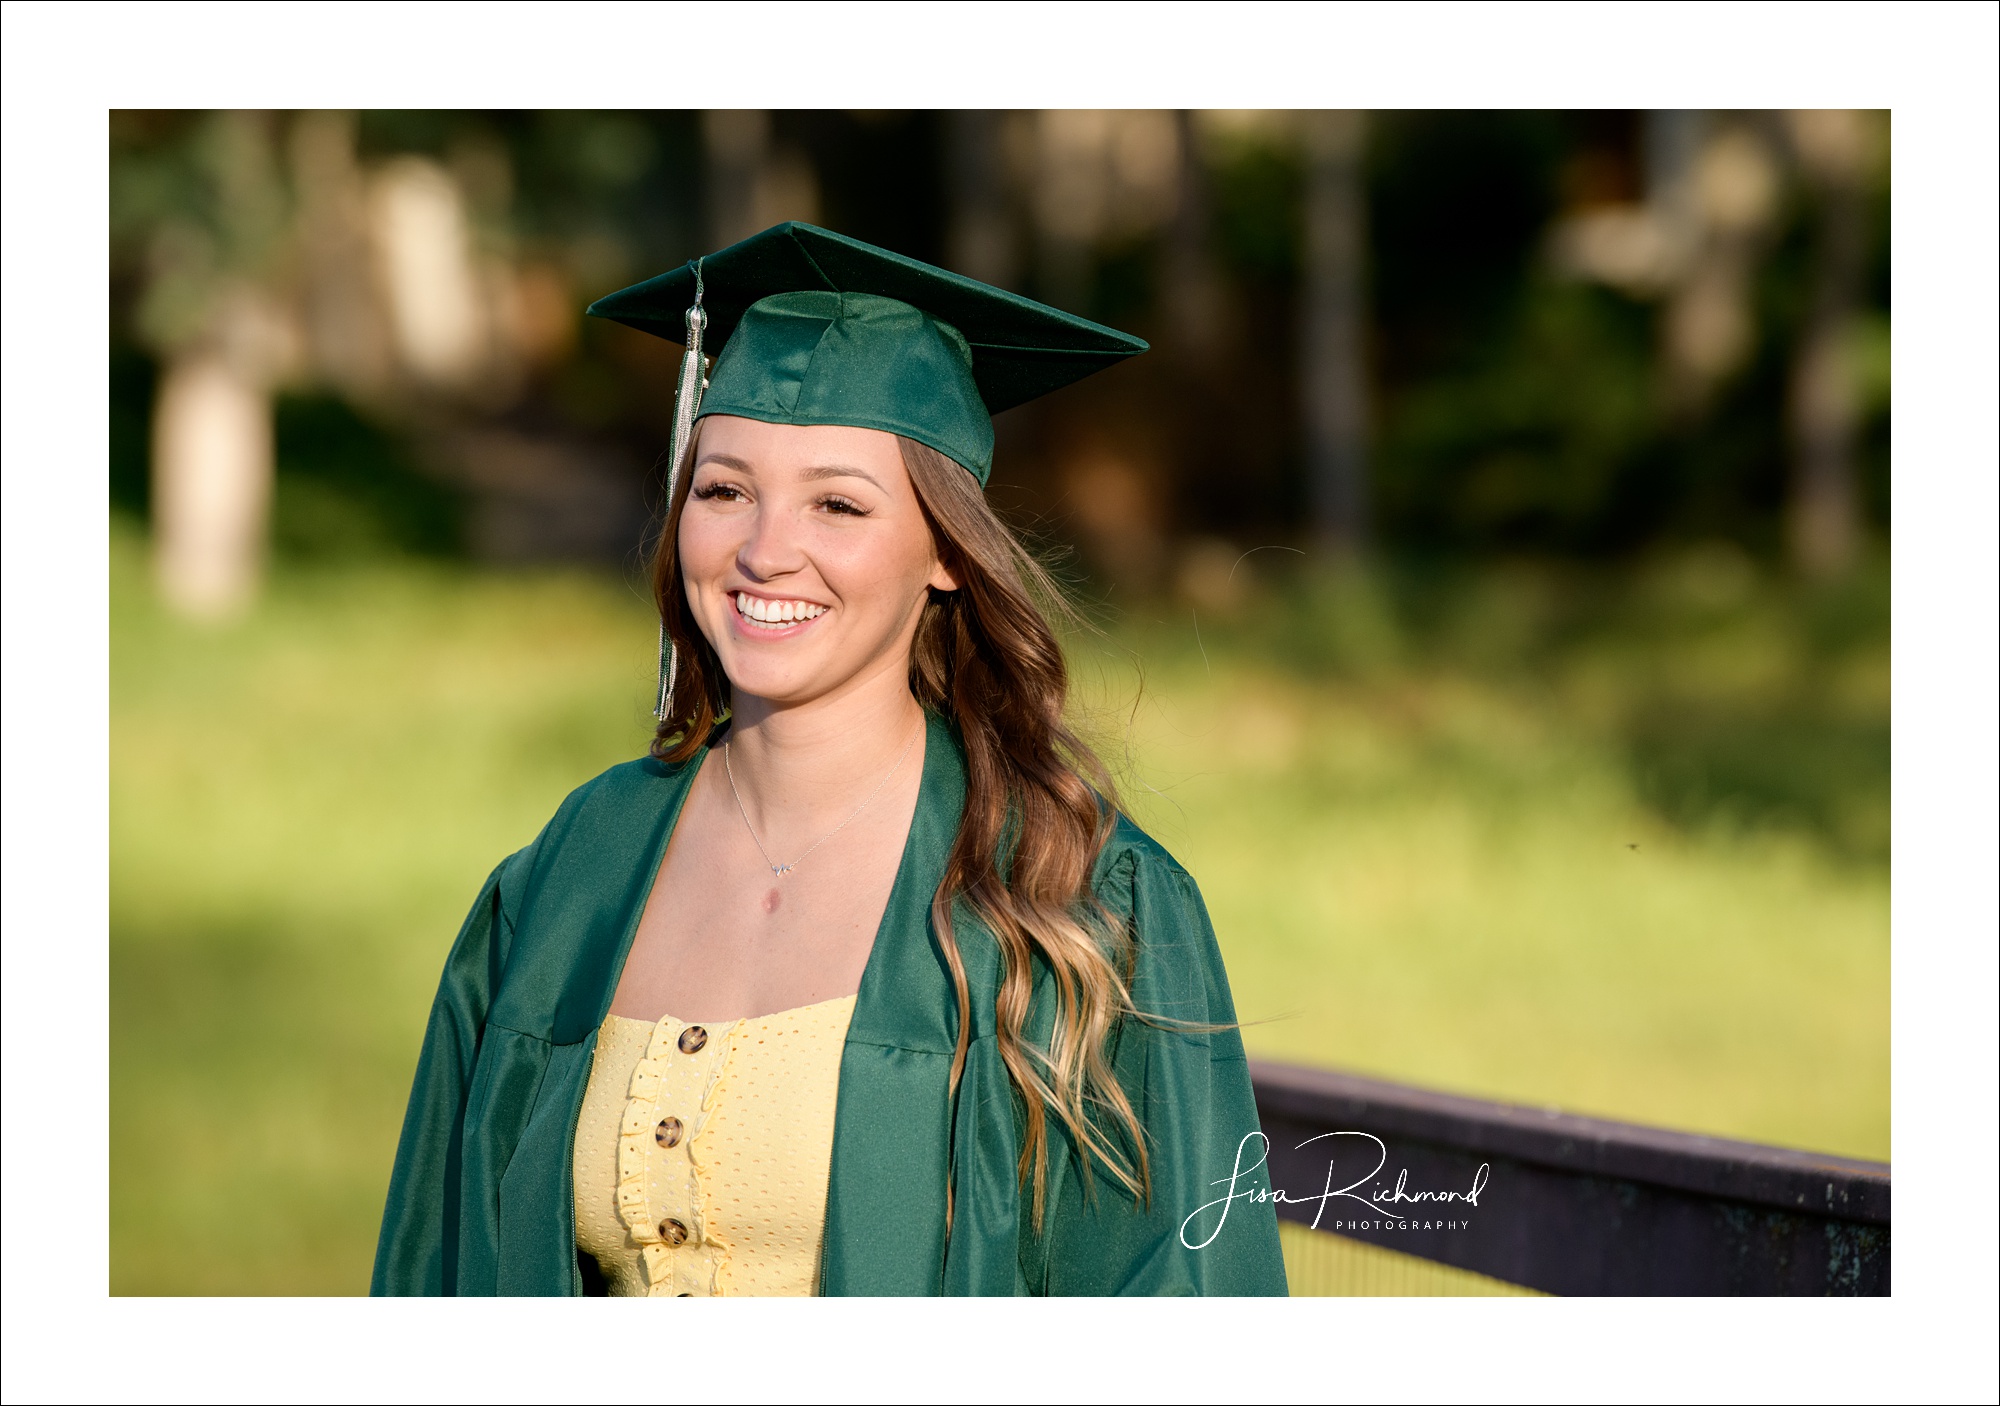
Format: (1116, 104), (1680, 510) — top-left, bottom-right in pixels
(655, 1117), (684, 1148)
(677, 1026), (708, 1055)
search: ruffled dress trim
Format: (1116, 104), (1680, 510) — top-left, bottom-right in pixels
(613, 1014), (737, 1297)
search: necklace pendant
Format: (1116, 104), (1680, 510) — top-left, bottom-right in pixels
(725, 729), (919, 893)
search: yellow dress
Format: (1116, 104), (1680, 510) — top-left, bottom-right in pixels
(572, 994), (856, 1297)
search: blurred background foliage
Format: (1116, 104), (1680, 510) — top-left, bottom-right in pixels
(108, 109), (1889, 1294)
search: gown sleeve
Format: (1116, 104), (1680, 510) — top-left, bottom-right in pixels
(369, 852), (519, 1296)
(1036, 843), (1290, 1296)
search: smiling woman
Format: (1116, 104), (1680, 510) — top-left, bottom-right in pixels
(371, 222), (1287, 1297)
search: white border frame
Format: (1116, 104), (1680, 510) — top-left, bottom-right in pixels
(4, 3), (1993, 1401)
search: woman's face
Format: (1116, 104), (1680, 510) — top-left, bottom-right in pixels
(678, 415), (958, 710)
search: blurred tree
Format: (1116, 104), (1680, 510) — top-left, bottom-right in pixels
(1784, 110), (1873, 578)
(702, 110), (819, 247)
(1188, 111), (1304, 544)
(116, 111), (299, 618)
(1543, 109), (1783, 417)
(703, 109), (766, 247)
(370, 155), (495, 392)
(1026, 110), (1177, 316)
(1661, 115), (1781, 419)
(1371, 112), (1634, 553)
(1300, 110), (1371, 556)
(289, 111), (391, 401)
(1164, 110), (1224, 362)
(947, 110), (1021, 288)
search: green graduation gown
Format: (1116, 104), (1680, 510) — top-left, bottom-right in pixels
(371, 712), (1287, 1295)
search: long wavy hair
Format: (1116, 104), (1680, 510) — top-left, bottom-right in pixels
(648, 427), (1146, 1227)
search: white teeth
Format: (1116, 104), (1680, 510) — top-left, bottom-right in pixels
(735, 593), (824, 627)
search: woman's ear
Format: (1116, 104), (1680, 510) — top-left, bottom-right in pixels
(927, 549), (961, 594)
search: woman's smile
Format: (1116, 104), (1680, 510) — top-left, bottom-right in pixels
(730, 589), (831, 635)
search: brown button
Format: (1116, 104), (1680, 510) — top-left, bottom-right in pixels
(676, 1292), (693, 1297)
(654, 1117), (684, 1148)
(677, 1026), (708, 1055)
(659, 1218), (689, 1246)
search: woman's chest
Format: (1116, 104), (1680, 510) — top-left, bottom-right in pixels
(613, 796), (911, 1020)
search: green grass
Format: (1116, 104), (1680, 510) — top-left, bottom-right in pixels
(109, 525), (1888, 1294)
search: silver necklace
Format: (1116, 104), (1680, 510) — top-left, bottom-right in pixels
(724, 725), (920, 878)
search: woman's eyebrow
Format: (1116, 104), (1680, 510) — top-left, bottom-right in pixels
(694, 452), (754, 472)
(799, 463), (885, 490)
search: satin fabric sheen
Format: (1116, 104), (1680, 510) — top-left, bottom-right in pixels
(696, 291), (998, 483)
(371, 713), (1287, 1295)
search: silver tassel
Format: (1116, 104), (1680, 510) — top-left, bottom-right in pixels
(655, 261), (708, 721)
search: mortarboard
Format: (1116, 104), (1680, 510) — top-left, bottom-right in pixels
(585, 221), (1148, 486)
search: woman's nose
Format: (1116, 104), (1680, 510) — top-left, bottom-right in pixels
(735, 502), (808, 581)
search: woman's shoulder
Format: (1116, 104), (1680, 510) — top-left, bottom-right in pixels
(557, 750), (696, 812)
(546, 749), (702, 829)
(1092, 812), (1240, 1032)
(1093, 810), (1198, 893)
(497, 751), (700, 892)
(1090, 811), (1216, 943)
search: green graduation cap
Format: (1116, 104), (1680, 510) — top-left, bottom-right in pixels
(585, 221), (1149, 486)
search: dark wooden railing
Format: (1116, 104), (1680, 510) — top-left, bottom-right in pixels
(1249, 1060), (1890, 1295)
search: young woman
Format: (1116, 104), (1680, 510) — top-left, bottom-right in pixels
(372, 223), (1286, 1296)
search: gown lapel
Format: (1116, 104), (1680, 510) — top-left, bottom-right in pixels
(820, 710), (1022, 1294)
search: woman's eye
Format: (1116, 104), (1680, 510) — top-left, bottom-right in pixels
(819, 495), (868, 516)
(691, 482), (745, 502)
